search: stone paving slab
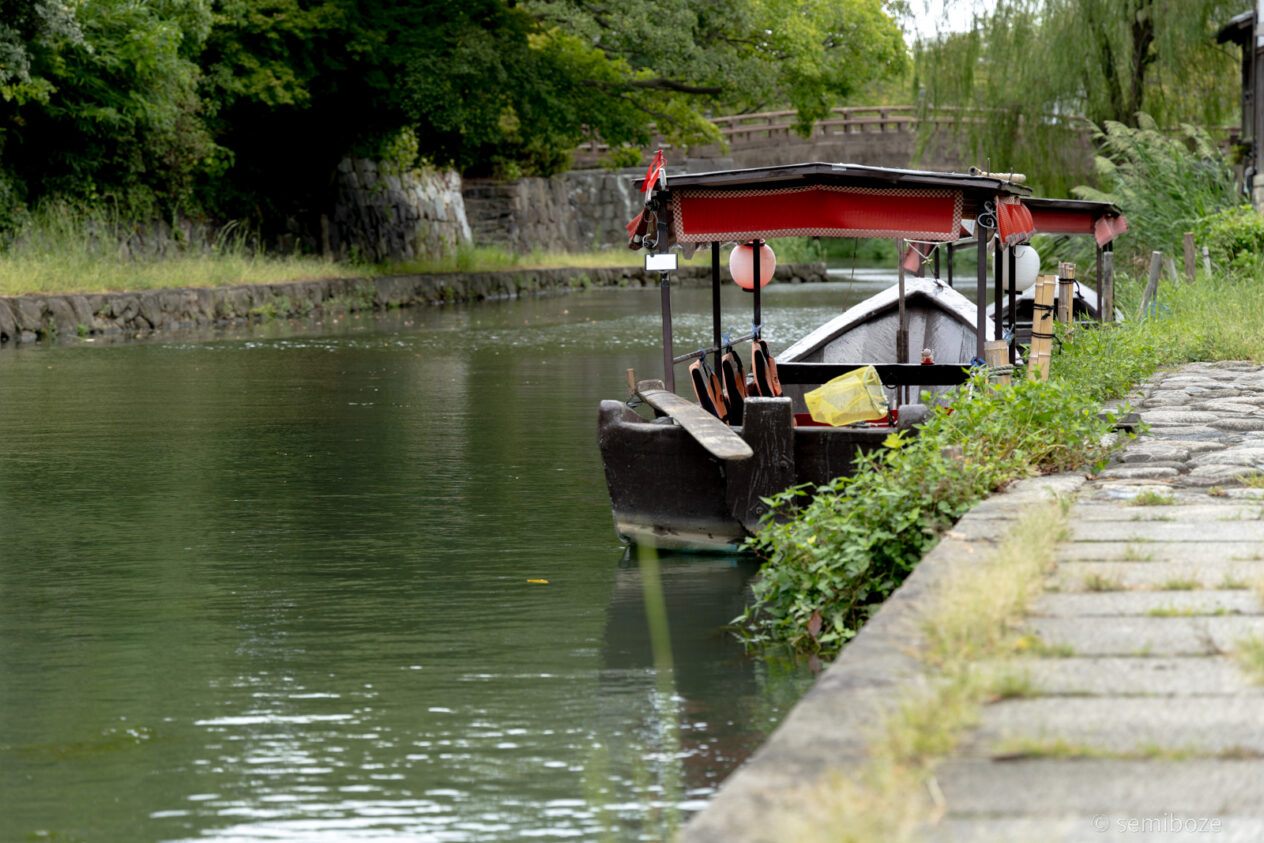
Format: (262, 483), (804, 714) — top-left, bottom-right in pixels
(1025, 615), (1264, 655)
(1031, 590), (1262, 617)
(927, 759), (1264, 842)
(1055, 541), (1264, 562)
(959, 697), (1264, 756)
(932, 758), (1264, 815)
(929, 817), (1264, 843)
(1067, 520), (1264, 542)
(1052, 561), (1263, 590)
(1069, 503), (1264, 521)
(973, 656), (1259, 696)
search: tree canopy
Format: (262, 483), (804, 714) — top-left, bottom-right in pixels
(911, 0), (1243, 194)
(0, 0), (908, 237)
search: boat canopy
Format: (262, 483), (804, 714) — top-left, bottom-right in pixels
(1025, 196), (1129, 246)
(626, 162), (1035, 250)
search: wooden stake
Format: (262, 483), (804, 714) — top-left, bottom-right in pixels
(1164, 256), (1178, 283)
(1101, 251), (1115, 323)
(1203, 246), (1212, 276)
(626, 368), (637, 398)
(1141, 251), (1162, 317)
(985, 340), (1010, 386)
(1183, 232), (1196, 282)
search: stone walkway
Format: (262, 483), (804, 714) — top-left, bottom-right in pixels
(928, 361), (1264, 842)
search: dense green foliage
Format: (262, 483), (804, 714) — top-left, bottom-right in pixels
(741, 372), (1119, 655)
(0, 0), (907, 239)
(912, 0), (1242, 195)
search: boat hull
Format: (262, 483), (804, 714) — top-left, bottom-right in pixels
(598, 399), (891, 551)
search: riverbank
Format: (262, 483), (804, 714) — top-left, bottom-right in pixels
(685, 362), (1264, 841)
(0, 262), (830, 345)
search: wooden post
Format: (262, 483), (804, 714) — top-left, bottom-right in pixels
(725, 398), (795, 532)
(1203, 246), (1213, 276)
(985, 340), (1011, 386)
(1057, 262), (1075, 328)
(1101, 250), (1115, 324)
(1163, 256), (1178, 283)
(1140, 251), (1162, 317)
(1183, 232), (1196, 282)
(1095, 245), (1104, 322)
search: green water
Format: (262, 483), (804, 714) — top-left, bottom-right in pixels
(0, 282), (880, 842)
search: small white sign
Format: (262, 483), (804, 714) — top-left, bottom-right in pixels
(644, 253), (678, 272)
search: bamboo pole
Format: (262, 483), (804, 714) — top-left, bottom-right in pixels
(1028, 275), (1056, 382)
(1056, 262), (1075, 329)
(1140, 251), (1162, 317)
(1183, 232), (1196, 282)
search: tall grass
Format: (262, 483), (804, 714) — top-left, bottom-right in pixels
(0, 206), (356, 296)
(1073, 114), (1243, 262)
(0, 206), (721, 297)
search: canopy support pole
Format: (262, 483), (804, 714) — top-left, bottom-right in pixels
(947, 243), (954, 288)
(993, 242), (1003, 341)
(711, 242), (722, 370)
(1007, 246), (1017, 363)
(976, 225), (988, 362)
(896, 237), (909, 365)
(752, 240), (762, 334)
(656, 209), (674, 392)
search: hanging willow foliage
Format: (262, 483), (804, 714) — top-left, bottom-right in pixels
(910, 0), (1243, 196)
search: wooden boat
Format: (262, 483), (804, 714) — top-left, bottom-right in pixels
(600, 162), (1039, 551)
(779, 276), (981, 409)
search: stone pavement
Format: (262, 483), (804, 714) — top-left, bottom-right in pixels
(927, 361), (1264, 842)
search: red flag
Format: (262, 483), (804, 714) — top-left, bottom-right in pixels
(641, 150), (665, 193)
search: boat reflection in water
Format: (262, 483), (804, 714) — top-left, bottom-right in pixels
(597, 550), (811, 831)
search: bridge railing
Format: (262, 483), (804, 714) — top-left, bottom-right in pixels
(573, 105), (981, 163)
(573, 106), (1238, 166)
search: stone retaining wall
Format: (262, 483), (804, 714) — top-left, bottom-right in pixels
(333, 160), (472, 262)
(0, 262), (829, 345)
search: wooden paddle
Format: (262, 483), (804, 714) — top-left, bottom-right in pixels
(636, 384), (754, 462)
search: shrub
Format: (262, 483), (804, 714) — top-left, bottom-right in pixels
(1195, 205), (1264, 276)
(740, 371), (1119, 657)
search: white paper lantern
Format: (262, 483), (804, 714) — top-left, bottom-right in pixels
(1000, 244), (1040, 292)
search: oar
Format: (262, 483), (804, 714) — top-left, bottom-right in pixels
(635, 384), (753, 462)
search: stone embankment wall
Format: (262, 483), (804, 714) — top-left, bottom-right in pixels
(0, 263), (829, 345)
(333, 160), (472, 262)
(464, 159), (735, 254)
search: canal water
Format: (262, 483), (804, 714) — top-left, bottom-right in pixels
(0, 278), (896, 842)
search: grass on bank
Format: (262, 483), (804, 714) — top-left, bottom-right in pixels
(0, 207), (844, 297)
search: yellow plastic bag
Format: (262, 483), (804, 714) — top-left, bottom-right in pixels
(804, 365), (889, 426)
